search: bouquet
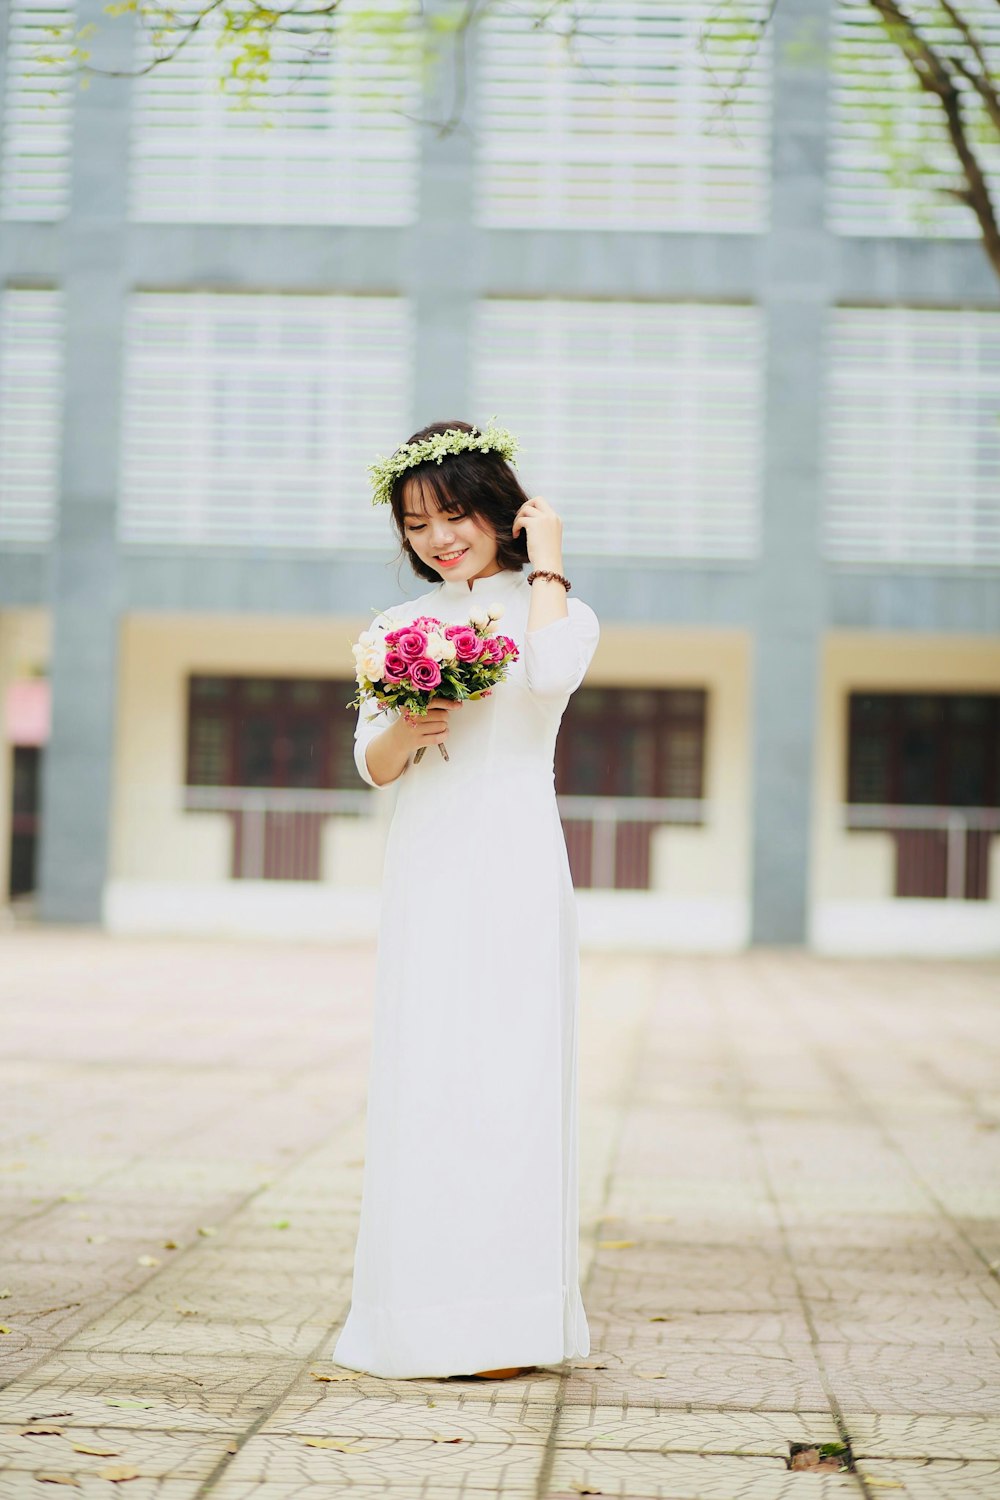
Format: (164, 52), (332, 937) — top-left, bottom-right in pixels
(347, 603), (520, 763)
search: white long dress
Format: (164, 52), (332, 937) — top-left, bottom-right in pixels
(332, 565), (600, 1380)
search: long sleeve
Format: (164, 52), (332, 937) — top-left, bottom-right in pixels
(523, 596), (600, 701)
(353, 604), (407, 789)
(354, 694), (405, 789)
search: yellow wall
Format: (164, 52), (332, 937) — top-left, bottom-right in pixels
(814, 633), (1000, 903)
(112, 612), (377, 884)
(112, 613), (752, 901)
(0, 610), (50, 905)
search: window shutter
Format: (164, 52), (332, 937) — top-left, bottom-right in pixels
(0, 0), (74, 220)
(118, 292), (414, 548)
(473, 0), (772, 232)
(824, 307), (1000, 565)
(0, 288), (64, 543)
(128, 0), (422, 224)
(473, 298), (763, 559)
(828, 0), (1000, 237)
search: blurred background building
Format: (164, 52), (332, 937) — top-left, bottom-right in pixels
(1, 0), (998, 953)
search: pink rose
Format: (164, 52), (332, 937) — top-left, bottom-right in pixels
(443, 625), (484, 661)
(409, 657), (442, 690)
(396, 628), (428, 661)
(500, 634), (519, 660)
(479, 636), (502, 664)
(383, 628), (402, 646)
(412, 615), (442, 633)
(383, 650), (410, 684)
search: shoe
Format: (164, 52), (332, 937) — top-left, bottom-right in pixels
(467, 1365), (537, 1379)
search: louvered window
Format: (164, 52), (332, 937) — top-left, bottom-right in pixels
(824, 307), (1000, 565)
(0, 288), (64, 543)
(473, 0), (771, 232)
(828, 0), (1000, 237)
(118, 292), (413, 548)
(473, 298), (763, 559)
(0, 0), (74, 219)
(128, 0), (422, 224)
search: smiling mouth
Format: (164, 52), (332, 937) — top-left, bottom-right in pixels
(436, 548), (468, 564)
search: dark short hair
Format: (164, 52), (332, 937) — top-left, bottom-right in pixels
(387, 419), (531, 584)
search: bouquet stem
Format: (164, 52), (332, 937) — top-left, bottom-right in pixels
(413, 743), (450, 763)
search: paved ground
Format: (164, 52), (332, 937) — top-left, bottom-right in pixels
(0, 932), (998, 1498)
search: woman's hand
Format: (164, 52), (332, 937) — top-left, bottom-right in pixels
(395, 696), (462, 753)
(512, 495), (563, 570)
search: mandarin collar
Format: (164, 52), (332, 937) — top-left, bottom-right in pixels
(435, 566), (528, 607)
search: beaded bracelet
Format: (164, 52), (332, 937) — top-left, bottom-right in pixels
(526, 568), (572, 591)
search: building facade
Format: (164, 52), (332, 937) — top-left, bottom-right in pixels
(1, 0), (998, 952)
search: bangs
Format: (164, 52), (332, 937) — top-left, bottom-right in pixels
(400, 465), (473, 520)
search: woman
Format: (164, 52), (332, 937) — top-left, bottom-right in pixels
(333, 418), (600, 1381)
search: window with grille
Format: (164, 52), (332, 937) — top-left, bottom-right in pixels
(187, 675), (360, 789)
(186, 674), (362, 882)
(128, 0), (422, 224)
(0, 0), (74, 219)
(847, 692), (1000, 899)
(556, 685), (707, 891)
(0, 288), (64, 544)
(473, 298), (763, 559)
(473, 0), (771, 232)
(828, 0), (1000, 237)
(117, 291), (413, 548)
(823, 307), (1000, 567)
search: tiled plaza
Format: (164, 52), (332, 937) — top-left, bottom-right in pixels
(1, 931), (998, 1497)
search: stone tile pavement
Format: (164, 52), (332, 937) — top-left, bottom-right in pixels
(0, 931), (998, 1497)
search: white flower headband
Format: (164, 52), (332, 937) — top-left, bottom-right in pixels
(367, 416), (520, 508)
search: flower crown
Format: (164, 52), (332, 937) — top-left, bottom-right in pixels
(367, 416), (520, 508)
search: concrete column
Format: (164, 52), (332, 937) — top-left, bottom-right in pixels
(37, 1), (132, 921)
(750, 0), (833, 943)
(408, 0), (479, 428)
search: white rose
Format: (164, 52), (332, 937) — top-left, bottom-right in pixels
(358, 630), (375, 647)
(361, 649), (386, 681)
(441, 639), (458, 661)
(425, 632), (447, 661)
(487, 603), (504, 620)
(468, 607), (489, 629)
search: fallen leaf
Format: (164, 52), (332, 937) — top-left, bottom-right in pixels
(0, 1288), (11, 1298)
(97, 1465), (141, 1482)
(225, 1441), (238, 1455)
(429, 1434), (464, 1444)
(301, 1437), (370, 1452)
(196, 1226), (217, 1237)
(0, 1325), (13, 1335)
(635, 1372), (667, 1380)
(173, 1304), (199, 1317)
(648, 1316), (672, 1322)
(136, 1256), (159, 1268)
(308, 1370), (360, 1382)
(20, 1425), (64, 1436)
(272, 1220), (290, 1230)
(72, 1442), (120, 1457)
(162, 1240), (178, 1250)
(103, 1399), (156, 1410)
(597, 1240), (635, 1250)
(36, 1476), (79, 1487)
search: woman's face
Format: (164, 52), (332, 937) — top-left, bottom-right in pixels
(401, 477), (501, 583)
